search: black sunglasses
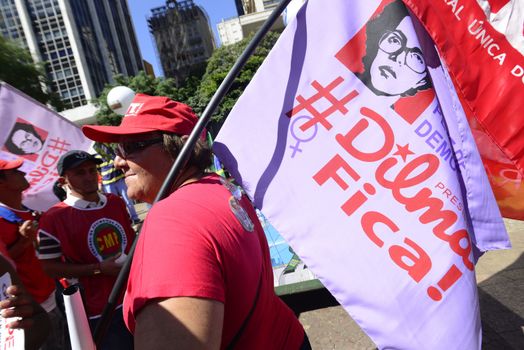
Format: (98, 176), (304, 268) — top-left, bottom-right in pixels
(116, 138), (163, 159)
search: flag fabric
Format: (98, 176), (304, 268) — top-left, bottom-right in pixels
(0, 83), (93, 211)
(213, 0), (511, 348)
(0, 272), (25, 349)
(403, 0), (524, 219)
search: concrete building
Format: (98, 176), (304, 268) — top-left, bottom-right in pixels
(237, 0), (281, 14)
(217, 0), (284, 46)
(233, 0), (245, 16)
(143, 59), (156, 77)
(147, 0), (215, 85)
(0, 0), (143, 112)
(59, 101), (98, 125)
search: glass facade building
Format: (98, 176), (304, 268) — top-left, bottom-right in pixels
(0, 0), (27, 46)
(0, 0), (142, 108)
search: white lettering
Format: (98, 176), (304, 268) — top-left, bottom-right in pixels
(487, 43), (500, 56)
(511, 64), (524, 77)
(493, 53), (506, 65)
(445, 0), (463, 20)
(511, 65), (524, 83)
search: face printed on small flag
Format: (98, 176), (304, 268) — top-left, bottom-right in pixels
(213, 0), (510, 348)
(0, 83), (93, 211)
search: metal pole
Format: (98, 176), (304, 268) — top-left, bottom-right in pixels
(94, 0), (293, 345)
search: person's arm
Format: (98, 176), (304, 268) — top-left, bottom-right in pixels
(7, 220), (38, 259)
(134, 297), (224, 350)
(40, 255), (122, 279)
(0, 256), (50, 350)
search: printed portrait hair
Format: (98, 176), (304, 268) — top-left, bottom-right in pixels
(4, 122), (44, 155)
(358, 0), (432, 97)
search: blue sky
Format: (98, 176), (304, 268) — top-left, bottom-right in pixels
(127, 0), (238, 77)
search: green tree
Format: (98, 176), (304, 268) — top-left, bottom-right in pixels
(93, 71), (188, 126)
(93, 30), (281, 134)
(0, 36), (63, 109)
(189, 31), (281, 136)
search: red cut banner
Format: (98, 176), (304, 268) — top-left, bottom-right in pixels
(402, 0), (524, 219)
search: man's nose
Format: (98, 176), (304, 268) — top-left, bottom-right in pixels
(114, 155), (126, 170)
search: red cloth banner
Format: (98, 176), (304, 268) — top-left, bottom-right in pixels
(402, 0), (524, 219)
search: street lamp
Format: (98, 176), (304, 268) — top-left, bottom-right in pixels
(106, 86), (135, 115)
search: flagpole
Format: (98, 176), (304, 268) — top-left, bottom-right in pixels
(94, 0), (293, 345)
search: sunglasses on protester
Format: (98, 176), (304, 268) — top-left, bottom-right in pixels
(115, 138), (163, 159)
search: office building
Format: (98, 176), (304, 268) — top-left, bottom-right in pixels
(217, 0), (284, 46)
(148, 0), (215, 84)
(0, 0), (143, 109)
(143, 60), (156, 77)
(234, 0), (245, 16)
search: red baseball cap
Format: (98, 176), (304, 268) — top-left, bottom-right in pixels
(82, 93), (198, 143)
(0, 158), (23, 171)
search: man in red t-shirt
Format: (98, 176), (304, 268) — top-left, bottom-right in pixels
(37, 150), (135, 350)
(82, 94), (310, 349)
(0, 158), (69, 349)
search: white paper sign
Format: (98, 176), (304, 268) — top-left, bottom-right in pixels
(0, 272), (25, 350)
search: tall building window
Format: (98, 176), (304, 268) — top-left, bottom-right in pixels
(1, 0), (142, 110)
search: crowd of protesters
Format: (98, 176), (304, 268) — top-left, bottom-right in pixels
(0, 93), (309, 350)
(0, 151), (135, 349)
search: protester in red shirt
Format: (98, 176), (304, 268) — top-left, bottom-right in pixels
(0, 158), (70, 349)
(82, 94), (310, 350)
(37, 151), (135, 350)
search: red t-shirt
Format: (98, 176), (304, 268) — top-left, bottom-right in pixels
(124, 175), (304, 349)
(0, 209), (55, 303)
(0, 240), (13, 267)
(38, 194), (135, 317)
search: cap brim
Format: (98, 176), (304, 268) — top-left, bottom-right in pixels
(60, 157), (103, 175)
(5, 158), (24, 170)
(82, 125), (157, 143)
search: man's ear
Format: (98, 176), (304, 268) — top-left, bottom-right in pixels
(58, 176), (67, 186)
(181, 135), (189, 143)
